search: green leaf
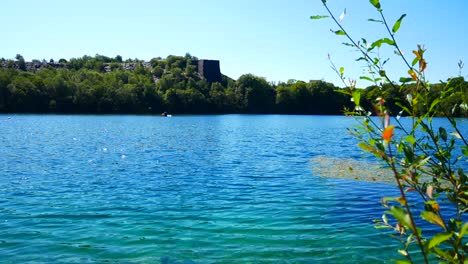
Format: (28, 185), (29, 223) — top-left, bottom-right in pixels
(369, 0), (381, 10)
(358, 142), (385, 158)
(417, 156), (431, 168)
(429, 98), (441, 112)
(392, 14), (407, 33)
(412, 57), (420, 66)
(463, 146), (468, 157)
(386, 206), (415, 233)
(428, 232), (453, 249)
(352, 90), (361, 106)
(395, 102), (411, 115)
(421, 211), (447, 230)
(373, 58), (380, 66)
(406, 234), (414, 247)
(433, 248), (456, 263)
(333, 30), (346, 35)
(335, 89), (351, 96)
(311, 15), (329, 20)
(395, 261), (411, 264)
(339, 67), (344, 77)
(388, 196), (407, 206)
(382, 196), (401, 205)
(405, 135), (416, 145)
(458, 222), (468, 240)
(381, 38), (395, 46)
(370, 38), (396, 50)
(382, 58), (389, 66)
(360, 76), (374, 82)
(397, 141), (404, 152)
(403, 144), (414, 163)
(399, 77), (414, 83)
(439, 127), (447, 142)
(368, 18), (383, 23)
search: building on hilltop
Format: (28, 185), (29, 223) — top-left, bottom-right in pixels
(197, 59), (221, 83)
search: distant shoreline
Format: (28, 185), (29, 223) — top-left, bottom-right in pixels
(1, 54), (466, 117)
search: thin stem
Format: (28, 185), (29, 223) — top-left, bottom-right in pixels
(445, 114), (468, 147)
(379, 12), (413, 73)
(387, 145), (429, 264)
(322, 2), (406, 107)
(328, 56), (350, 88)
(378, 11), (428, 89)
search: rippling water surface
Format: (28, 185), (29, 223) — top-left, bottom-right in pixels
(0, 115), (412, 263)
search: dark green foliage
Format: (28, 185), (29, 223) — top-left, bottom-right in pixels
(15, 54), (26, 71)
(0, 53), (465, 115)
(236, 74), (275, 113)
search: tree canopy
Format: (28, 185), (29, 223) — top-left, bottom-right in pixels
(0, 53), (465, 116)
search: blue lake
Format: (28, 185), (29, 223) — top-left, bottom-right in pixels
(0, 114), (448, 263)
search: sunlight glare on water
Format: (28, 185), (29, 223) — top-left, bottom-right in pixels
(0, 114), (418, 263)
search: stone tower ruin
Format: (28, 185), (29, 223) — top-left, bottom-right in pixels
(197, 60), (221, 83)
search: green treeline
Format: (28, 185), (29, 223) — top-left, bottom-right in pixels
(0, 54), (466, 116)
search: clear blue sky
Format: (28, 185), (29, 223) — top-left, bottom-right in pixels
(2, 0), (467, 86)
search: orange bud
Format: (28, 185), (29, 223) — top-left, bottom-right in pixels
(432, 202), (440, 211)
(382, 126), (395, 141)
(419, 59), (427, 72)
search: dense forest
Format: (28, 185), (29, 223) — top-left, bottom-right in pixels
(0, 54), (466, 116)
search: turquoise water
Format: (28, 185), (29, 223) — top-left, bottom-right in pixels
(1, 115), (406, 263)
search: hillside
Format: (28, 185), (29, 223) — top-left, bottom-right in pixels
(0, 54), (466, 116)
